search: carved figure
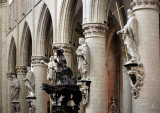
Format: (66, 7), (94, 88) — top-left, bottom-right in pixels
(76, 38), (89, 80)
(24, 67), (35, 98)
(117, 9), (139, 62)
(10, 75), (20, 102)
(42, 55), (58, 84)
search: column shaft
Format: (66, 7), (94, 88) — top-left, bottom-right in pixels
(132, 2), (160, 113)
(31, 56), (48, 113)
(83, 23), (107, 113)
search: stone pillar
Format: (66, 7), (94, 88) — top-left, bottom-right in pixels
(83, 23), (107, 113)
(131, 1), (160, 113)
(16, 66), (29, 113)
(53, 43), (73, 68)
(120, 49), (132, 113)
(6, 73), (14, 113)
(31, 56), (48, 113)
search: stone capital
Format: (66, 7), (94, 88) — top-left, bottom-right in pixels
(31, 56), (48, 66)
(52, 43), (72, 54)
(131, 0), (160, 9)
(16, 66), (27, 75)
(82, 23), (108, 38)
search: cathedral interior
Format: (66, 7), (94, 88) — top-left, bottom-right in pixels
(0, 0), (160, 113)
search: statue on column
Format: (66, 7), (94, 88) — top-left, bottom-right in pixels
(117, 9), (139, 63)
(41, 53), (58, 84)
(76, 38), (89, 80)
(24, 67), (36, 98)
(10, 75), (20, 102)
(118, 9), (144, 99)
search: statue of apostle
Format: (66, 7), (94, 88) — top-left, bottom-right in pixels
(76, 38), (89, 80)
(10, 75), (20, 102)
(117, 9), (139, 62)
(24, 67), (35, 98)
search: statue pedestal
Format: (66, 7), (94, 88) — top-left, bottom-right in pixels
(12, 101), (20, 113)
(77, 80), (91, 108)
(26, 97), (36, 113)
(124, 61), (144, 99)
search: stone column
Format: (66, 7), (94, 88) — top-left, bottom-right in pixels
(131, 1), (160, 113)
(16, 66), (29, 113)
(83, 23), (107, 113)
(31, 56), (48, 113)
(6, 73), (14, 113)
(120, 49), (132, 113)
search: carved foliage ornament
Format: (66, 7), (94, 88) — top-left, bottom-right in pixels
(124, 62), (144, 99)
(131, 0), (160, 7)
(83, 24), (107, 38)
(31, 56), (48, 65)
(77, 80), (91, 106)
(52, 44), (72, 54)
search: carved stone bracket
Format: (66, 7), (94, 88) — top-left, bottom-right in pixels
(77, 80), (91, 106)
(15, 66), (27, 75)
(12, 101), (20, 113)
(131, 0), (160, 8)
(82, 23), (108, 38)
(31, 56), (48, 65)
(124, 62), (144, 99)
(52, 43), (72, 54)
(26, 98), (36, 113)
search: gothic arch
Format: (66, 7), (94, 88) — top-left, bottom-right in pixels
(36, 3), (53, 56)
(8, 37), (16, 73)
(19, 22), (32, 66)
(58, 0), (78, 43)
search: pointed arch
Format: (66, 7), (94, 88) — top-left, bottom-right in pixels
(36, 3), (53, 56)
(8, 37), (16, 73)
(19, 22), (32, 66)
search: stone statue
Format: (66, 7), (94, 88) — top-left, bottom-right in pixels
(117, 9), (139, 62)
(76, 38), (89, 80)
(24, 67), (35, 98)
(42, 54), (58, 84)
(10, 75), (20, 102)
